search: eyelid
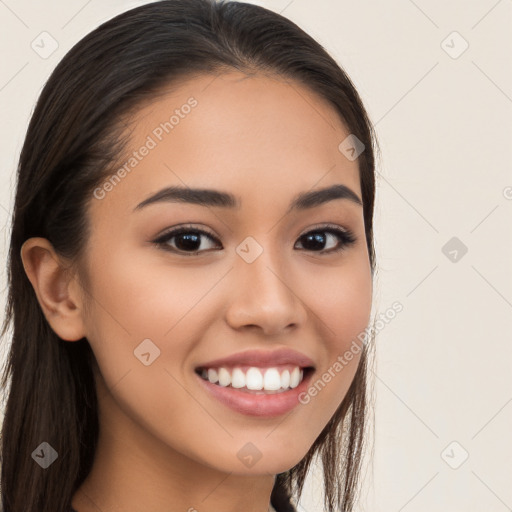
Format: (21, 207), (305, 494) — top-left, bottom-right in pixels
(155, 222), (353, 239)
(152, 222), (357, 255)
(152, 223), (220, 247)
(299, 222), (352, 237)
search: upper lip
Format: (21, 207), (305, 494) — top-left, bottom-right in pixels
(196, 348), (315, 369)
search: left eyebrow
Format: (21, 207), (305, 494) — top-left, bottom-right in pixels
(288, 184), (363, 212)
(133, 183), (363, 212)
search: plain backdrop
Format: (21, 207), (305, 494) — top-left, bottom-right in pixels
(0, 1), (511, 511)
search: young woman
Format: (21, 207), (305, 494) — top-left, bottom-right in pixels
(0, 1), (378, 511)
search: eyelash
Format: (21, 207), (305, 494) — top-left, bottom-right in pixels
(152, 223), (357, 257)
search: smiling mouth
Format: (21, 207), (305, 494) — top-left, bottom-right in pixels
(194, 365), (315, 394)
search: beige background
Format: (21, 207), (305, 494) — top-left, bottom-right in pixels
(0, 1), (511, 510)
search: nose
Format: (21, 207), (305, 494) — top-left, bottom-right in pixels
(224, 245), (307, 336)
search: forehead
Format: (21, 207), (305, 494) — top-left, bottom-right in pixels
(91, 71), (362, 217)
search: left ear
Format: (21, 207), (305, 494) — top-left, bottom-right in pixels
(20, 237), (87, 341)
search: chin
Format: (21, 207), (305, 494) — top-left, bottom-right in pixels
(208, 443), (312, 476)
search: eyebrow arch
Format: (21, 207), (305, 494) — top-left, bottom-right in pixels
(133, 183), (363, 212)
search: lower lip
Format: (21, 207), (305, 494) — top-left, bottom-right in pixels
(195, 369), (314, 418)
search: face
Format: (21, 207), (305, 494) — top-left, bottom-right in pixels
(77, 71), (373, 476)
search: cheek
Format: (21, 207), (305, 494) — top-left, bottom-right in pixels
(331, 272), (372, 342)
(307, 255), (373, 346)
(81, 246), (231, 396)
(299, 256), (372, 411)
(80, 249), (220, 440)
(84, 245), (216, 336)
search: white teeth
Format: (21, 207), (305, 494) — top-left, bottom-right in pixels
(207, 368), (218, 384)
(218, 367), (231, 387)
(199, 365), (306, 391)
(281, 369), (290, 388)
(231, 368), (246, 388)
(290, 367), (301, 389)
(263, 368), (282, 390)
(246, 367), (263, 390)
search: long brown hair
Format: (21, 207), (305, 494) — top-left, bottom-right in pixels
(0, 1), (378, 510)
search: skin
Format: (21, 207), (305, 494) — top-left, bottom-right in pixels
(21, 71), (373, 512)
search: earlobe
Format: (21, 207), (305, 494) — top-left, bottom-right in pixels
(20, 237), (86, 341)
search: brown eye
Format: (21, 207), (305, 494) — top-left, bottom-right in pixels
(153, 227), (221, 255)
(295, 226), (357, 253)
(152, 224), (357, 256)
